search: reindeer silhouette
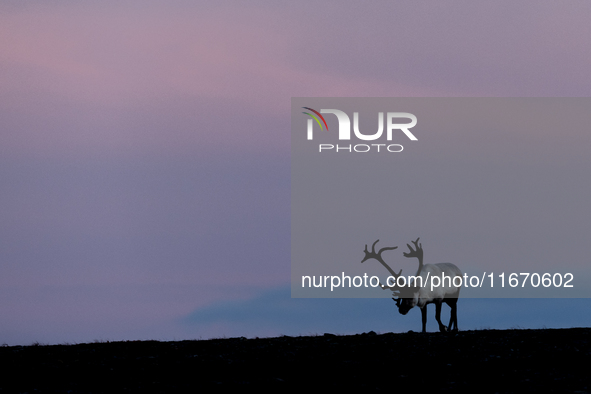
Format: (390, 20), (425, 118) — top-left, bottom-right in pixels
(361, 238), (462, 333)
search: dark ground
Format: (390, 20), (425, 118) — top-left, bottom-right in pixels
(1, 328), (590, 393)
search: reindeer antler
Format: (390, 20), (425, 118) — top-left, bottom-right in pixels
(403, 237), (423, 276)
(403, 237), (422, 258)
(361, 239), (402, 290)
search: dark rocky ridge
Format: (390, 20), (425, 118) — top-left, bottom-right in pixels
(2, 328), (590, 392)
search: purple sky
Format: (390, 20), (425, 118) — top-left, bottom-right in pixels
(1, 1), (591, 345)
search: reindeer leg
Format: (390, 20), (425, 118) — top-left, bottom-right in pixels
(448, 299), (458, 332)
(435, 301), (447, 332)
(421, 306), (427, 333)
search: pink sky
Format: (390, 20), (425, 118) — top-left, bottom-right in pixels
(3, 1), (589, 159)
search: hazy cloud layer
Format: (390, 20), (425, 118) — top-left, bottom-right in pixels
(183, 286), (591, 338)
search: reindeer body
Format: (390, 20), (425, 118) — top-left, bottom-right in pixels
(397, 261), (462, 333)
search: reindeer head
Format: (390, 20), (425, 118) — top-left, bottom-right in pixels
(392, 283), (420, 315)
(393, 237), (424, 314)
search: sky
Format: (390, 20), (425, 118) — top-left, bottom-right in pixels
(1, 0), (590, 345)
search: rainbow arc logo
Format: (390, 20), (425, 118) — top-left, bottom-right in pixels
(301, 107), (328, 131)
